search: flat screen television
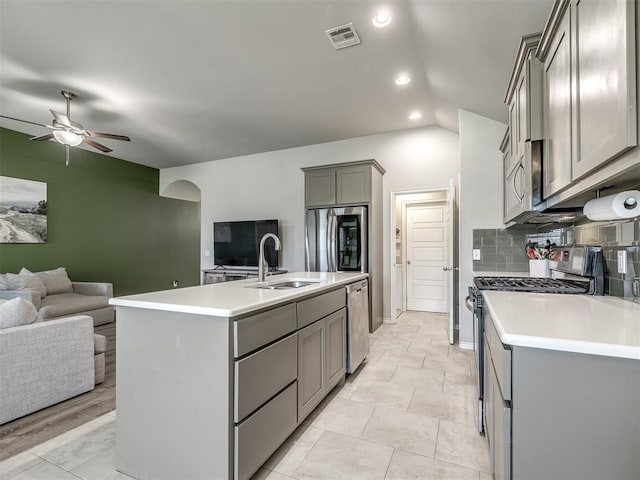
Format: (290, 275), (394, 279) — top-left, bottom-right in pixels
(213, 220), (279, 268)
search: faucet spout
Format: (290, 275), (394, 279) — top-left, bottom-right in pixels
(258, 233), (281, 282)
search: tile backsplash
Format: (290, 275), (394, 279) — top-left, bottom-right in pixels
(473, 217), (640, 301)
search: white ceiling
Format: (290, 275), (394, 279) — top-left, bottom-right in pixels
(0, 0), (553, 169)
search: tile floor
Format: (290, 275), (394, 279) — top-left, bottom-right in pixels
(0, 311), (489, 480)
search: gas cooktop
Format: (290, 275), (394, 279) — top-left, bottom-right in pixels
(473, 276), (590, 294)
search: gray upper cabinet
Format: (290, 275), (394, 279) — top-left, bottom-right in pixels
(503, 33), (542, 223)
(540, 2), (573, 198)
(305, 168), (336, 207)
(536, 0), (637, 201)
(336, 164), (371, 205)
(572, 0), (637, 180)
(302, 160), (384, 208)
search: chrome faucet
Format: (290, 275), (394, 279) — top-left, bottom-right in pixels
(258, 233), (281, 282)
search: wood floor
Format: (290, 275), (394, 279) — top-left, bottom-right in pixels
(0, 321), (116, 462)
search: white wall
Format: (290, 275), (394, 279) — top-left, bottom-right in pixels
(458, 110), (506, 347)
(161, 126), (460, 320)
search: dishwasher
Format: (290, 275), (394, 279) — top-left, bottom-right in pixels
(346, 279), (369, 373)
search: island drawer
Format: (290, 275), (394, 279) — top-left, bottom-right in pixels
(485, 312), (511, 401)
(297, 288), (345, 328)
(234, 381), (297, 480)
(234, 303), (297, 357)
(234, 333), (297, 422)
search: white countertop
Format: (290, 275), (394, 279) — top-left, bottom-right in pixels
(483, 291), (640, 360)
(109, 271), (368, 317)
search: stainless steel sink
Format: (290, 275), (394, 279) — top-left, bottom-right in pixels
(271, 280), (318, 288)
(248, 280), (320, 290)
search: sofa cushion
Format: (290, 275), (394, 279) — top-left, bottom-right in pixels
(21, 267), (73, 295)
(39, 293), (110, 320)
(0, 274), (9, 290)
(94, 333), (107, 354)
(6, 273), (47, 299)
(0, 297), (40, 329)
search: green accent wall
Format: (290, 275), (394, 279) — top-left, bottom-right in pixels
(0, 127), (200, 296)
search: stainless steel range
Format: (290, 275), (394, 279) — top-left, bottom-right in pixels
(465, 245), (604, 433)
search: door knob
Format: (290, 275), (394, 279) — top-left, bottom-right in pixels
(443, 266), (459, 271)
(407, 260), (412, 265)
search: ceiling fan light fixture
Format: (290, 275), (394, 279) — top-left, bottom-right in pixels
(53, 130), (83, 147)
(395, 74), (411, 86)
(373, 11), (391, 28)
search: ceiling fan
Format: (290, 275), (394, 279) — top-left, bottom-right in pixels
(0, 90), (131, 166)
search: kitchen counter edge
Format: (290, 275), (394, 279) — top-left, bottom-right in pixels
(483, 291), (640, 360)
(109, 272), (368, 318)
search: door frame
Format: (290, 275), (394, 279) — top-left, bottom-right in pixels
(389, 186), (457, 344)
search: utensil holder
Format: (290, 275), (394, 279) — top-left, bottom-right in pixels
(529, 259), (550, 278)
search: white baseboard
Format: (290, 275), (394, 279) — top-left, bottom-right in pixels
(458, 341), (474, 351)
(383, 317), (394, 324)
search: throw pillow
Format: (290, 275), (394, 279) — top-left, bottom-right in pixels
(0, 273), (9, 290)
(0, 297), (40, 329)
(21, 267), (73, 295)
(7, 273), (47, 299)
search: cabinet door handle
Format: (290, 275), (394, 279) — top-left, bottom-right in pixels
(512, 164), (525, 202)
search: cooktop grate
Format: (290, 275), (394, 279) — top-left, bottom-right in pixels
(473, 276), (590, 293)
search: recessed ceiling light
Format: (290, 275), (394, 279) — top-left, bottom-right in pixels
(395, 74), (411, 86)
(409, 111), (422, 120)
(373, 11), (391, 28)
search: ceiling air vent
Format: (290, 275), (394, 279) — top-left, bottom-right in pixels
(325, 23), (361, 50)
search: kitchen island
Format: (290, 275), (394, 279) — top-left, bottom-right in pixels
(109, 271), (367, 480)
(482, 291), (640, 480)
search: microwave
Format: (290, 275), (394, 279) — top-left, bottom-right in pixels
(508, 139), (582, 224)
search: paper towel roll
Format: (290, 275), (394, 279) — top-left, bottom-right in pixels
(583, 190), (640, 221)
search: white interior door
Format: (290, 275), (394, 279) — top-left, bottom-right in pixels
(406, 202), (449, 313)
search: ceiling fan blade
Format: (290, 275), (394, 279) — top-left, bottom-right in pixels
(87, 131), (131, 141)
(30, 133), (55, 141)
(50, 110), (71, 127)
(83, 138), (113, 153)
(0, 115), (49, 128)
(65, 145), (70, 166)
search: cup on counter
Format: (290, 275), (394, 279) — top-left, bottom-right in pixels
(529, 259), (550, 278)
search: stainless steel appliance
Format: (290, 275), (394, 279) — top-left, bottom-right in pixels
(305, 207), (367, 273)
(346, 279), (369, 373)
(508, 139), (582, 224)
(465, 245), (604, 433)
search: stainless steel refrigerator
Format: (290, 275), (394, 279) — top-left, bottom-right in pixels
(304, 206), (367, 273)
(305, 206), (370, 373)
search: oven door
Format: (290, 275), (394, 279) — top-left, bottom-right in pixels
(467, 286), (485, 434)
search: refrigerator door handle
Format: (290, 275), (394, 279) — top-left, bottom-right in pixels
(329, 211), (338, 272)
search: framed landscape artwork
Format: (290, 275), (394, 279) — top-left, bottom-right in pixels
(0, 175), (47, 243)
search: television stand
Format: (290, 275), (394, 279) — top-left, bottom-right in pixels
(201, 267), (288, 284)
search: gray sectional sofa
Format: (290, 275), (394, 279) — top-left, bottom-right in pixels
(0, 297), (106, 425)
(0, 268), (114, 326)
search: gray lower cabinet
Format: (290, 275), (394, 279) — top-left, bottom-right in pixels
(234, 382), (298, 480)
(297, 319), (326, 421)
(324, 308), (346, 390)
(484, 310), (640, 480)
(297, 306), (347, 422)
